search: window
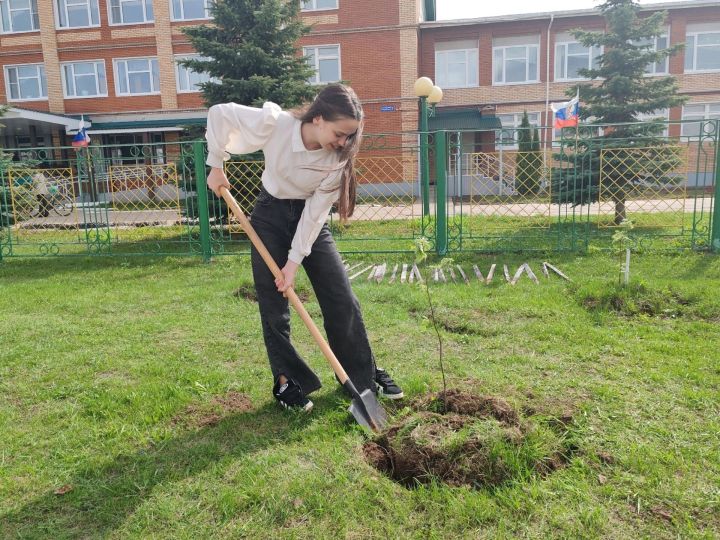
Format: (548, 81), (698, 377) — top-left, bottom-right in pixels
(303, 45), (340, 84)
(62, 61), (107, 98)
(496, 112), (540, 149)
(636, 109), (669, 137)
(685, 23), (720, 72)
(555, 35), (601, 81)
(56, 0), (100, 28)
(301, 0), (337, 11)
(493, 36), (539, 85)
(175, 55), (213, 92)
(681, 103), (720, 137)
(109, 0), (153, 24)
(636, 32), (669, 75)
(0, 0), (39, 33)
(4, 63), (46, 100)
(171, 0), (210, 20)
(435, 41), (478, 88)
(114, 58), (160, 95)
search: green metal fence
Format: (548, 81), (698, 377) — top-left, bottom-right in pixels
(0, 121), (718, 261)
(433, 120), (719, 254)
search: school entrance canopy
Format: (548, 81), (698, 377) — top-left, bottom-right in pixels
(428, 108), (501, 131)
(0, 108), (85, 148)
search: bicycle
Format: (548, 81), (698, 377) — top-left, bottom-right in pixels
(32, 182), (74, 217)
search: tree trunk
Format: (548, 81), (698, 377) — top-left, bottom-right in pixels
(614, 197), (626, 225)
(145, 164), (157, 203)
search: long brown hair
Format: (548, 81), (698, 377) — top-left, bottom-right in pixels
(295, 84), (363, 219)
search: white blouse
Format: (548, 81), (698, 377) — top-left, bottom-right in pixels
(205, 102), (342, 264)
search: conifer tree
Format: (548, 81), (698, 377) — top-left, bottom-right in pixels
(516, 112), (533, 195)
(181, 0), (317, 108)
(552, 0), (687, 224)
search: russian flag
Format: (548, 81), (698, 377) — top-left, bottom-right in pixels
(72, 117), (90, 148)
(551, 95), (580, 129)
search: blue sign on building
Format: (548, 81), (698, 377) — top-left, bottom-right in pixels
(380, 105), (396, 112)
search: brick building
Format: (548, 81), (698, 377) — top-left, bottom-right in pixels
(420, 0), (720, 151)
(0, 0), (719, 157)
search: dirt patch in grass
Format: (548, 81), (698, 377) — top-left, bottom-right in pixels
(233, 283), (312, 303)
(408, 308), (502, 337)
(173, 391), (253, 428)
(232, 284), (257, 301)
(577, 282), (717, 320)
(364, 388), (577, 489)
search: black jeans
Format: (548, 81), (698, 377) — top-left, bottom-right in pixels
(250, 188), (376, 396)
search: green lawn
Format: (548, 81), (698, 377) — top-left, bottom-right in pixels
(1, 248), (719, 538)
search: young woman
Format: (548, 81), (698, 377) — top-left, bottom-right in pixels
(205, 84), (403, 412)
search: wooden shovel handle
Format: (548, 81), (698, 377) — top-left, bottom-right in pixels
(219, 186), (350, 384)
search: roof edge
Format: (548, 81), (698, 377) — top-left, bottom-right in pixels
(425, 0), (720, 28)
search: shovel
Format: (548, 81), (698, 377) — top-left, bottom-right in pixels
(219, 187), (387, 432)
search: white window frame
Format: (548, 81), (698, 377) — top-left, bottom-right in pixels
(170, 0), (211, 21)
(61, 60), (107, 98)
(637, 30), (669, 76)
(435, 47), (479, 89)
(303, 44), (341, 85)
(4, 63), (47, 101)
(175, 55), (213, 93)
(0, 0), (39, 33)
(636, 109), (669, 137)
(55, 0), (100, 29)
(554, 40), (602, 81)
(493, 41), (540, 86)
(681, 103), (720, 137)
(108, 0), (153, 25)
(495, 112), (541, 150)
(301, 0), (337, 12)
(685, 26), (720, 73)
(113, 57), (160, 96)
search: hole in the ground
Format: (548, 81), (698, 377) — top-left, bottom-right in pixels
(363, 389), (578, 489)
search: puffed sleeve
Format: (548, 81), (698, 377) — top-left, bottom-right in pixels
(205, 102), (281, 168)
(288, 169), (343, 264)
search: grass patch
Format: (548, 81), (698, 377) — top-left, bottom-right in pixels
(576, 281), (719, 319)
(1, 246), (719, 538)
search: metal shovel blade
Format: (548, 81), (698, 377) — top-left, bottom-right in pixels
(348, 388), (388, 432)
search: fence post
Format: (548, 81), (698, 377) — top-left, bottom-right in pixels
(193, 140), (212, 262)
(419, 96), (431, 217)
(712, 137), (720, 252)
(0, 164), (8, 261)
(434, 130), (448, 256)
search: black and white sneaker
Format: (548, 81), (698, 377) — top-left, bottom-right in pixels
(374, 368), (404, 400)
(273, 378), (313, 412)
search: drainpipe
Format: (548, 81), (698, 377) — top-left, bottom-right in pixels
(544, 14), (555, 159)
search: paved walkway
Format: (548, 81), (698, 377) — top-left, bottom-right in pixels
(12, 196), (714, 229)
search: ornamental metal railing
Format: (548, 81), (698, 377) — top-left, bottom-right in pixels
(1, 120), (718, 261)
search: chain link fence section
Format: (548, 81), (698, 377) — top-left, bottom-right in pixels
(223, 159), (263, 237)
(8, 167), (78, 230)
(106, 163), (182, 225)
(352, 154), (419, 221)
(599, 145), (688, 230)
(451, 149), (554, 233)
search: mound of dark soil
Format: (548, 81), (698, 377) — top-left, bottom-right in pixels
(364, 389), (573, 489)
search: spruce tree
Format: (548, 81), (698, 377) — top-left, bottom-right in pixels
(529, 127), (543, 194)
(180, 0), (317, 108)
(552, 0), (687, 224)
(515, 111), (533, 195)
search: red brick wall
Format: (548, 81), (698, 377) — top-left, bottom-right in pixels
(418, 5), (720, 128)
(303, 0), (399, 31)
